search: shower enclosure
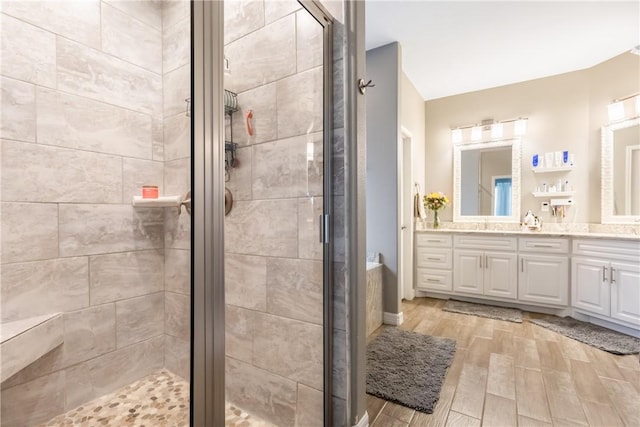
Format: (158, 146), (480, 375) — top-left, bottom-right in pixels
(1, 0), (347, 426)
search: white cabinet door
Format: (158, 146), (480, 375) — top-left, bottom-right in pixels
(610, 261), (640, 327)
(453, 250), (483, 295)
(571, 257), (610, 316)
(484, 252), (518, 299)
(519, 254), (569, 305)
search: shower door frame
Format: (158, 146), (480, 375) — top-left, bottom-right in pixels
(192, 1), (335, 425)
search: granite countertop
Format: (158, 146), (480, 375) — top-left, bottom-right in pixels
(414, 227), (640, 241)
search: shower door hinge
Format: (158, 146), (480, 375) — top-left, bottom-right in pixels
(319, 214), (330, 244)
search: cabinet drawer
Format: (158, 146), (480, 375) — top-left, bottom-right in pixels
(573, 239), (640, 262)
(519, 237), (569, 253)
(416, 268), (452, 292)
(416, 233), (452, 248)
(416, 248), (452, 269)
(454, 235), (517, 251)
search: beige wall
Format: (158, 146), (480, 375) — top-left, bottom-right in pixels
(401, 72), (426, 193)
(425, 51), (640, 223)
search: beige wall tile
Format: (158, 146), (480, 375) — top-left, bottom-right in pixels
(0, 371), (65, 426)
(226, 305), (255, 363)
(225, 15), (296, 93)
(62, 304), (117, 367)
(297, 197), (323, 260)
(0, 78), (35, 142)
(224, 0), (264, 45)
(162, 0), (188, 30)
(89, 250), (164, 305)
(1, 257), (89, 322)
(59, 205), (164, 256)
(64, 336), (163, 410)
(0, 314), (63, 383)
(252, 133), (323, 198)
(101, 2), (162, 74)
(0, 14), (56, 87)
(36, 87), (153, 159)
(266, 257), (323, 325)
(332, 328), (347, 399)
(226, 356), (297, 427)
(1, 0), (101, 49)
(163, 17), (189, 73)
(1, 202), (58, 264)
(163, 64), (190, 117)
(225, 146), (252, 201)
(57, 37), (162, 116)
(153, 117), (164, 161)
(123, 158), (164, 201)
(276, 67), (323, 139)
(225, 253), (267, 311)
(116, 292), (164, 348)
(253, 312), (323, 390)
(103, 0), (162, 30)
(164, 158), (190, 197)
(1, 140), (122, 203)
(165, 291), (190, 340)
(296, 10), (323, 73)
(164, 207), (191, 250)
(231, 83), (278, 146)
(165, 334), (190, 381)
(225, 199), (298, 257)
(165, 249), (190, 295)
(163, 112), (190, 161)
(296, 384), (323, 427)
(264, 0), (301, 24)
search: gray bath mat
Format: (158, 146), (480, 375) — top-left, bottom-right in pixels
(442, 299), (523, 323)
(529, 316), (640, 355)
(366, 327), (456, 413)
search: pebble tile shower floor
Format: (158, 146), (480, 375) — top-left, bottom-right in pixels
(40, 370), (273, 426)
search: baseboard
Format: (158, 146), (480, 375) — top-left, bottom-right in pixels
(352, 411), (369, 427)
(383, 311), (404, 326)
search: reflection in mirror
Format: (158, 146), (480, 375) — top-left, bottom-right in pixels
(461, 146), (512, 216)
(602, 117), (640, 223)
(454, 138), (521, 223)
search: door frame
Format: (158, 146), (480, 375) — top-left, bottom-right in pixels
(399, 127), (414, 301)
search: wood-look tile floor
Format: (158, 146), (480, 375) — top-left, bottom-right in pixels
(367, 297), (640, 427)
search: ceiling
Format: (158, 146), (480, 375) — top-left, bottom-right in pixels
(365, 1), (640, 100)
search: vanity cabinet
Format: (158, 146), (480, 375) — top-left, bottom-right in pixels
(572, 239), (640, 328)
(453, 236), (518, 299)
(415, 233), (453, 292)
(518, 237), (569, 306)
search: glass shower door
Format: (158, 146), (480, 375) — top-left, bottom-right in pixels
(0, 1), (193, 425)
(222, 0), (332, 425)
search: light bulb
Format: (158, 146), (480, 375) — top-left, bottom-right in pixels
(491, 122), (503, 138)
(514, 118), (527, 136)
(608, 101), (625, 122)
(451, 128), (462, 143)
(471, 125), (482, 141)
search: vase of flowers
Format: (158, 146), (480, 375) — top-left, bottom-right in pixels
(424, 192), (449, 229)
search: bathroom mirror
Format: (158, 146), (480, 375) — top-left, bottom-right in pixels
(453, 138), (521, 223)
(601, 117), (640, 223)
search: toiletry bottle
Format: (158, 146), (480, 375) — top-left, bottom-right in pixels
(542, 182), (547, 192)
(556, 179), (562, 191)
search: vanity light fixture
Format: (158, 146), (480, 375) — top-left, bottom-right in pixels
(513, 118), (527, 136)
(608, 101), (625, 122)
(450, 117), (528, 143)
(635, 95), (640, 116)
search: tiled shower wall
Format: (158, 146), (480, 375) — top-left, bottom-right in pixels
(223, 1), (327, 425)
(0, 1), (191, 425)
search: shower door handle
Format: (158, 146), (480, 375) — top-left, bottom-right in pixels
(319, 214), (330, 244)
